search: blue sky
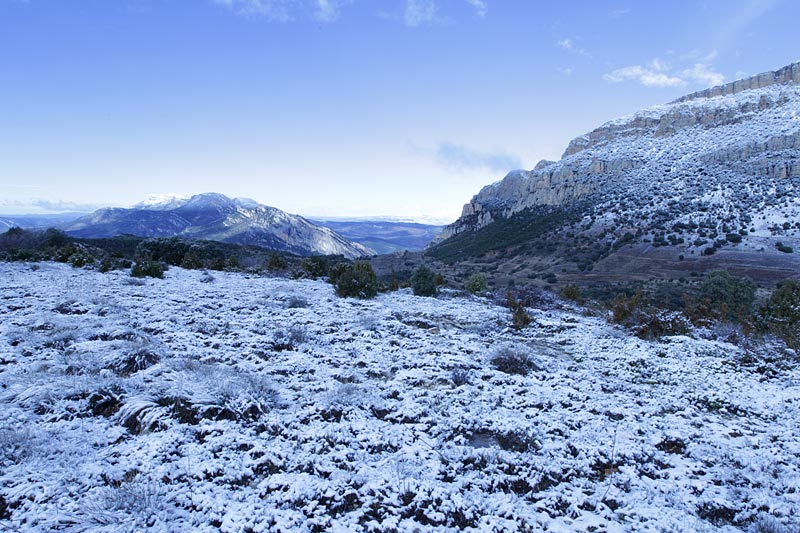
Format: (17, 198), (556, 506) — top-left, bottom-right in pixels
(1, 0), (798, 222)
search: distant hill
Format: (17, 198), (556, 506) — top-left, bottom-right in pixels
(63, 193), (373, 259)
(428, 62), (800, 285)
(312, 220), (445, 254)
(0, 213), (87, 231)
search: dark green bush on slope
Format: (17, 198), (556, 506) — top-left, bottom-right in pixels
(411, 265), (437, 297)
(759, 279), (800, 350)
(331, 261), (378, 299)
(698, 270), (756, 322)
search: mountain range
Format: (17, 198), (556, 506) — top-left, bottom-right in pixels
(427, 62), (800, 285)
(62, 193), (373, 259)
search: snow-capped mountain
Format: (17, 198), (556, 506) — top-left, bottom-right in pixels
(430, 62), (800, 282)
(64, 193), (373, 259)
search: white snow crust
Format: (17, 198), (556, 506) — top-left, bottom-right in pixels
(0, 263), (798, 532)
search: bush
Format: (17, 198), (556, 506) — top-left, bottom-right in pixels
(561, 283), (582, 302)
(131, 260), (165, 279)
(489, 344), (540, 375)
(333, 261), (378, 299)
(759, 279), (800, 349)
(465, 272), (487, 294)
(698, 270), (756, 322)
(301, 256), (328, 278)
(507, 292), (531, 329)
(411, 265), (437, 297)
(267, 253), (288, 271)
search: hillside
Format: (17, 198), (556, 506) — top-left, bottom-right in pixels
(0, 262), (798, 531)
(428, 63), (800, 286)
(64, 193), (373, 259)
(312, 220), (445, 254)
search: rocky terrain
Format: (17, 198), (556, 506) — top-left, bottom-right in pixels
(429, 63), (800, 285)
(64, 193), (373, 260)
(1, 262), (798, 532)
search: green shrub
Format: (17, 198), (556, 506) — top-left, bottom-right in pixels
(759, 279), (800, 349)
(301, 256), (328, 278)
(698, 270), (756, 322)
(180, 251), (204, 269)
(267, 253), (288, 271)
(561, 283), (582, 302)
(411, 265), (437, 297)
(333, 261), (378, 299)
(465, 272), (487, 294)
(131, 259), (166, 279)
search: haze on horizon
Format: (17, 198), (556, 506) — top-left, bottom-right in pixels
(1, 0), (798, 223)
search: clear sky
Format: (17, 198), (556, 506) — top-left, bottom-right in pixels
(1, 0), (798, 222)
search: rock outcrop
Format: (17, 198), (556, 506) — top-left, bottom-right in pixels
(436, 62), (800, 245)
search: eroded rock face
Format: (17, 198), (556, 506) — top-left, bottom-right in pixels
(437, 62), (800, 243)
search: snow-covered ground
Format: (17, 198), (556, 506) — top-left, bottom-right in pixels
(1, 262), (798, 532)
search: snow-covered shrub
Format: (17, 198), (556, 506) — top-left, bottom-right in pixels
(285, 295), (309, 308)
(81, 479), (177, 530)
(630, 309), (691, 340)
(130, 259), (165, 279)
(0, 426), (34, 464)
(191, 366), (280, 422)
(489, 344), (540, 375)
(748, 514), (792, 533)
(272, 324), (309, 351)
(450, 367), (471, 386)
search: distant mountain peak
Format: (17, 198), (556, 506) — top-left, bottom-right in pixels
(134, 194), (190, 211)
(68, 192), (373, 259)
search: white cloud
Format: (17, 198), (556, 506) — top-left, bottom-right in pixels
(609, 8), (630, 18)
(557, 37), (592, 58)
(603, 64), (686, 88)
(313, 0), (351, 22)
(557, 66), (574, 76)
(404, 0), (438, 27)
(436, 142), (523, 173)
(680, 63), (725, 87)
(604, 57), (726, 89)
(213, 0), (295, 21)
(464, 0), (488, 17)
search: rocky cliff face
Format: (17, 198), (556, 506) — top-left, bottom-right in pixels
(437, 63), (800, 246)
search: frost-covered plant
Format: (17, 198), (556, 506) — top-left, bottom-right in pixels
(190, 366), (280, 422)
(748, 514), (791, 533)
(0, 426), (34, 464)
(451, 368), (471, 386)
(130, 259), (165, 279)
(285, 295), (309, 308)
(489, 344), (540, 375)
(81, 479), (176, 530)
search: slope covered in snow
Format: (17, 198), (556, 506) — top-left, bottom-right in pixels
(1, 262), (798, 531)
(431, 63), (800, 281)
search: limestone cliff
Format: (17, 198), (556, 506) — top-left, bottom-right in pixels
(436, 62), (800, 246)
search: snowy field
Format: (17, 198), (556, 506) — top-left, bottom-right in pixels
(1, 262), (798, 532)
